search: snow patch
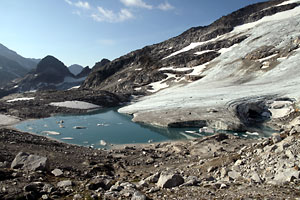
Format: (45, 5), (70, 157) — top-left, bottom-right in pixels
(0, 114), (20, 126)
(50, 101), (100, 110)
(258, 54), (278, 62)
(163, 35), (223, 59)
(148, 80), (169, 93)
(194, 50), (215, 55)
(7, 97), (35, 103)
(276, 0), (300, 7)
(233, 5), (300, 33)
(159, 66), (192, 72)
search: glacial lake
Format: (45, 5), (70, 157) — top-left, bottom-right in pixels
(14, 108), (272, 149)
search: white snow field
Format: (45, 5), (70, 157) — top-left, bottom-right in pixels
(119, 5), (300, 125)
(50, 101), (100, 110)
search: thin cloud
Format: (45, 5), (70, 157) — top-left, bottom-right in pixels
(158, 2), (175, 11)
(92, 7), (134, 23)
(74, 1), (91, 9)
(64, 0), (73, 5)
(120, 0), (153, 9)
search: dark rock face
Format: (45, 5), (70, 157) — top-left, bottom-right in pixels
(93, 58), (111, 70)
(76, 66), (91, 78)
(82, 0), (297, 95)
(35, 55), (74, 84)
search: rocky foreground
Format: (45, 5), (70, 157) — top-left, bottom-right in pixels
(1, 123), (300, 199)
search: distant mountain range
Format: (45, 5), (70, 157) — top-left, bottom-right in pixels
(0, 44), (96, 96)
(69, 64), (84, 76)
(3, 55), (91, 93)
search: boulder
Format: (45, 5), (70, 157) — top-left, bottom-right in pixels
(273, 168), (300, 184)
(156, 172), (184, 188)
(272, 134), (282, 144)
(57, 180), (73, 188)
(131, 191), (147, 200)
(88, 177), (113, 191)
(51, 169), (63, 177)
(251, 172), (262, 184)
(228, 170), (241, 180)
(145, 172), (161, 183)
(11, 152), (48, 171)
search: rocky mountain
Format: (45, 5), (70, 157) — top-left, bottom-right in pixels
(76, 66), (91, 78)
(0, 43), (38, 70)
(0, 44), (39, 87)
(68, 64), (84, 76)
(82, 0), (300, 132)
(2, 55), (88, 93)
(0, 55), (28, 87)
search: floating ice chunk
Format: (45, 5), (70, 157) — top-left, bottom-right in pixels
(61, 137), (74, 140)
(42, 131), (61, 135)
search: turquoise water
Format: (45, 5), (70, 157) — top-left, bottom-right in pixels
(14, 108), (273, 149)
(14, 108), (203, 149)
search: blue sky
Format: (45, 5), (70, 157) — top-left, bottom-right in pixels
(0, 0), (266, 67)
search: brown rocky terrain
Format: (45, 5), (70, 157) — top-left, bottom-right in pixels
(1, 123), (300, 199)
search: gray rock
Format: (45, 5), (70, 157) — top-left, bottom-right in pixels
(220, 183), (228, 189)
(42, 183), (54, 194)
(42, 194), (49, 200)
(0, 161), (9, 168)
(273, 168), (300, 184)
(251, 172), (262, 183)
(207, 166), (217, 173)
(88, 177), (113, 191)
(157, 172), (184, 188)
(73, 194), (82, 200)
(181, 176), (199, 187)
(272, 134), (282, 144)
(131, 191), (147, 200)
(285, 150), (295, 160)
(220, 168), (228, 178)
(57, 180), (73, 188)
(24, 182), (44, 192)
(290, 125), (300, 135)
(109, 184), (123, 192)
(145, 172), (161, 183)
(51, 168), (63, 177)
(228, 170), (241, 180)
(11, 152), (48, 171)
(137, 180), (149, 188)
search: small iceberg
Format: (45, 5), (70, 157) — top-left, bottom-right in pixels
(246, 131), (259, 136)
(97, 123), (110, 127)
(199, 127), (215, 134)
(100, 140), (108, 146)
(185, 131), (197, 134)
(73, 126), (87, 129)
(42, 131), (61, 135)
(61, 137), (74, 140)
